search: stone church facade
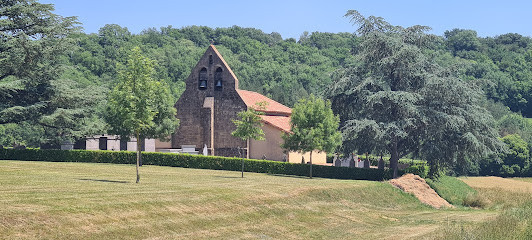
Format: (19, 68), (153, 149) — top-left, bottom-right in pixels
(171, 45), (326, 164)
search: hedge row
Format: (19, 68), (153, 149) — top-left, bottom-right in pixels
(0, 148), (390, 181)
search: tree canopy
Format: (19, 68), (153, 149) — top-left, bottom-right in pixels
(329, 10), (503, 177)
(0, 0), (78, 124)
(105, 46), (179, 183)
(282, 95), (341, 178)
(231, 103), (266, 144)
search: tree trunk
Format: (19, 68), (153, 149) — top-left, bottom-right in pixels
(309, 151), (313, 179)
(390, 143), (399, 178)
(136, 132), (140, 183)
(139, 137), (142, 167)
(240, 146), (244, 178)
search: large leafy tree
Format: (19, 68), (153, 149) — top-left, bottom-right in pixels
(105, 47), (179, 183)
(38, 77), (107, 145)
(0, 0), (78, 124)
(282, 95), (341, 178)
(329, 10), (502, 178)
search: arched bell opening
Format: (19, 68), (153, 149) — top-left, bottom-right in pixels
(198, 67), (207, 90)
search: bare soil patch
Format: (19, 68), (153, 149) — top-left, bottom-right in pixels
(390, 174), (453, 209)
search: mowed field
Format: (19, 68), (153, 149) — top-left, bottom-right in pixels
(0, 161), (496, 240)
(460, 176), (532, 208)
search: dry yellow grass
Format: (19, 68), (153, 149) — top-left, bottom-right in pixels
(0, 161), (494, 239)
(460, 176), (532, 193)
(429, 177), (532, 239)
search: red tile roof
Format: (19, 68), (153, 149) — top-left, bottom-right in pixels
(260, 115), (291, 133)
(236, 89), (292, 116)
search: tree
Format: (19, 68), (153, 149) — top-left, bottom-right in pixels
(37, 77), (107, 146)
(0, 0), (79, 124)
(501, 134), (530, 173)
(105, 47), (179, 183)
(329, 10), (502, 178)
(231, 102), (266, 178)
(282, 95), (341, 178)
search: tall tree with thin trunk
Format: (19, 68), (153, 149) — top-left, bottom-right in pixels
(282, 95), (341, 178)
(231, 102), (266, 178)
(105, 47), (179, 183)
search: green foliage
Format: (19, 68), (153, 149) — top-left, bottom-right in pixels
(0, 148), (390, 181)
(444, 29), (481, 53)
(402, 162), (429, 178)
(494, 134), (531, 177)
(231, 104), (265, 142)
(497, 113), (532, 143)
(0, 0), (79, 124)
(501, 134), (530, 168)
(37, 77), (107, 145)
(105, 47), (178, 140)
(0, 122), (43, 147)
(330, 10), (503, 178)
(425, 176), (479, 206)
(282, 95), (341, 156)
(478, 135), (532, 177)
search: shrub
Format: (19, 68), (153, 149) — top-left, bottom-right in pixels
(0, 148), (389, 181)
(462, 192), (489, 208)
(402, 162), (428, 178)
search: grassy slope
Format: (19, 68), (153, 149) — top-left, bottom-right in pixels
(426, 176), (477, 206)
(0, 161), (492, 240)
(427, 177), (532, 239)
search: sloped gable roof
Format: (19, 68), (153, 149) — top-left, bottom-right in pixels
(209, 45), (240, 89)
(206, 45), (293, 133)
(260, 115), (291, 133)
(236, 89), (292, 116)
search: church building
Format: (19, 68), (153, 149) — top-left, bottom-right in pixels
(169, 45), (326, 164)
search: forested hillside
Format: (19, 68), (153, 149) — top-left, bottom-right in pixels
(1, 20), (531, 150)
(67, 25), (356, 107)
(66, 25), (532, 113)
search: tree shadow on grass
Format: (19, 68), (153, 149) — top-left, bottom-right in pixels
(78, 178), (130, 184)
(213, 176), (242, 179)
(266, 173), (310, 179)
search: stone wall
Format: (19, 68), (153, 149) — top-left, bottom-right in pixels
(173, 45), (247, 156)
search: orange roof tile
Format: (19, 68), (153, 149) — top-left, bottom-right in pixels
(261, 115), (291, 133)
(236, 89), (292, 116)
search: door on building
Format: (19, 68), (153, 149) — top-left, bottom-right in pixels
(120, 138), (128, 151)
(99, 137), (108, 150)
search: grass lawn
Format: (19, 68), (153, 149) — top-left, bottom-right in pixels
(0, 160), (493, 239)
(430, 177), (532, 239)
(426, 175), (477, 206)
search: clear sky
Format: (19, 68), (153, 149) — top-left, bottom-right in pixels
(44, 0), (532, 40)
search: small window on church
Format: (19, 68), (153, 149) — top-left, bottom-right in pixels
(198, 68), (207, 90)
(214, 67), (223, 91)
(209, 55), (213, 65)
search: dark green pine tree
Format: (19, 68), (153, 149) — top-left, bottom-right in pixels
(329, 10), (503, 178)
(0, 0), (79, 124)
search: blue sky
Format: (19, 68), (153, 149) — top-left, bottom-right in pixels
(44, 0), (532, 40)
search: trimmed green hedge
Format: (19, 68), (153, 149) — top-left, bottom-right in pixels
(402, 162), (429, 178)
(0, 148), (390, 181)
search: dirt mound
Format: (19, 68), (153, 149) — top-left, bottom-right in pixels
(389, 174), (453, 209)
